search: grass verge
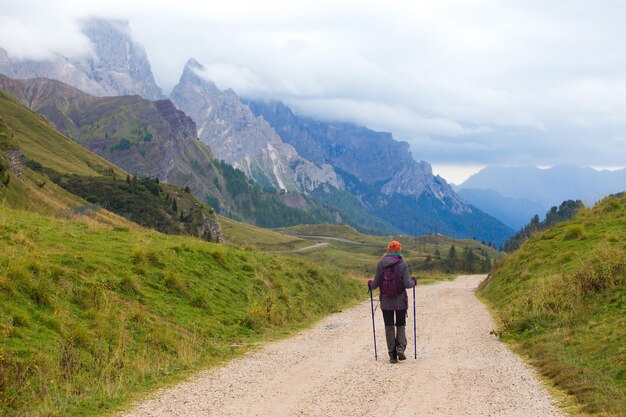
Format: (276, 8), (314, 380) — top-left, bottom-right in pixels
(479, 194), (626, 416)
(0, 207), (362, 416)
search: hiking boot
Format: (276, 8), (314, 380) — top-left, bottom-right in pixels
(396, 347), (406, 361)
(396, 326), (407, 361)
(389, 352), (398, 363)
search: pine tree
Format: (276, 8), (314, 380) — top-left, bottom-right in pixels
(448, 245), (457, 261)
(446, 245), (457, 272)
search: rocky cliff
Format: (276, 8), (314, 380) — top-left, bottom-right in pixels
(170, 59), (341, 193)
(0, 19), (162, 100)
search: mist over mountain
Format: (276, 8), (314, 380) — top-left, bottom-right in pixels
(0, 19), (162, 100)
(458, 165), (626, 210)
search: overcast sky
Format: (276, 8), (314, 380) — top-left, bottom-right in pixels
(1, 0), (625, 183)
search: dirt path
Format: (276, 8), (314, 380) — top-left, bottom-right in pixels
(288, 234), (366, 245)
(264, 242), (329, 253)
(121, 275), (563, 417)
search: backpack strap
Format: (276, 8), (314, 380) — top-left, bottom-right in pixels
(383, 257), (402, 269)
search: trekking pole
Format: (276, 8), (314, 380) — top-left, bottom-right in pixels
(369, 286), (378, 361)
(413, 283), (417, 359)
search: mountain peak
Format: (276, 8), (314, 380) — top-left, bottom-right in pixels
(80, 17), (131, 35)
(177, 58), (220, 93)
(184, 57), (204, 71)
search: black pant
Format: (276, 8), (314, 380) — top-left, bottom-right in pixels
(383, 310), (406, 327)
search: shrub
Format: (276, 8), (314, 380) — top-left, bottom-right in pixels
(111, 138), (133, 151)
(0, 156), (9, 185)
(564, 224), (585, 240)
(118, 276), (142, 296)
(164, 273), (188, 297)
(24, 159), (44, 172)
(574, 246), (626, 294)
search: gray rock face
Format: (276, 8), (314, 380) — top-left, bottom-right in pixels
(381, 162), (467, 214)
(202, 211), (224, 243)
(0, 18), (162, 100)
(170, 59), (341, 192)
(247, 100), (468, 212)
(3, 149), (22, 179)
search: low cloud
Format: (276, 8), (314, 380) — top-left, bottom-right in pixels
(1, 0), (625, 169)
(0, 13), (91, 60)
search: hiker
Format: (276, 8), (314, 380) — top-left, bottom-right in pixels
(368, 240), (417, 363)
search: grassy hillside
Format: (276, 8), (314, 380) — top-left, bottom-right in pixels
(480, 193), (626, 415)
(1, 87), (127, 224)
(0, 89), (125, 178)
(0, 206), (362, 417)
(218, 216), (313, 252)
(1, 119), (134, 228)
(0, 163), (135, 228)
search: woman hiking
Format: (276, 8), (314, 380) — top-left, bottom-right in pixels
(368, 240), (417, 363)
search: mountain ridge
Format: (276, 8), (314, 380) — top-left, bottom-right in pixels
(1, 18), (513, 243)
(0, 86), (223, 242)
(0, 75), (349, 230)
(458, 165), (626, 209)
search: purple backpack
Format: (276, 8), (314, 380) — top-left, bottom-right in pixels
(380, 260), (404, 297)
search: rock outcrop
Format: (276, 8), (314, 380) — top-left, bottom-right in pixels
(202, 212), (224, 243)
(0, 19), (162, 100)
(170, 59), (341, 193)
(3, 149), (22, 179)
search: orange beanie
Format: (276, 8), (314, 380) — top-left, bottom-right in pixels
(387, 240), (402, 253)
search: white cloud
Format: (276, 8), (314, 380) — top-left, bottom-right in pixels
(1, 0), (625, 168)
(431, 164), (487, 185)
(0, 12), (91, 60)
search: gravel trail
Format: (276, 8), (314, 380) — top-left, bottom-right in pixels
(264, 242), (330, 253)
(121, 275), (563, 417)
